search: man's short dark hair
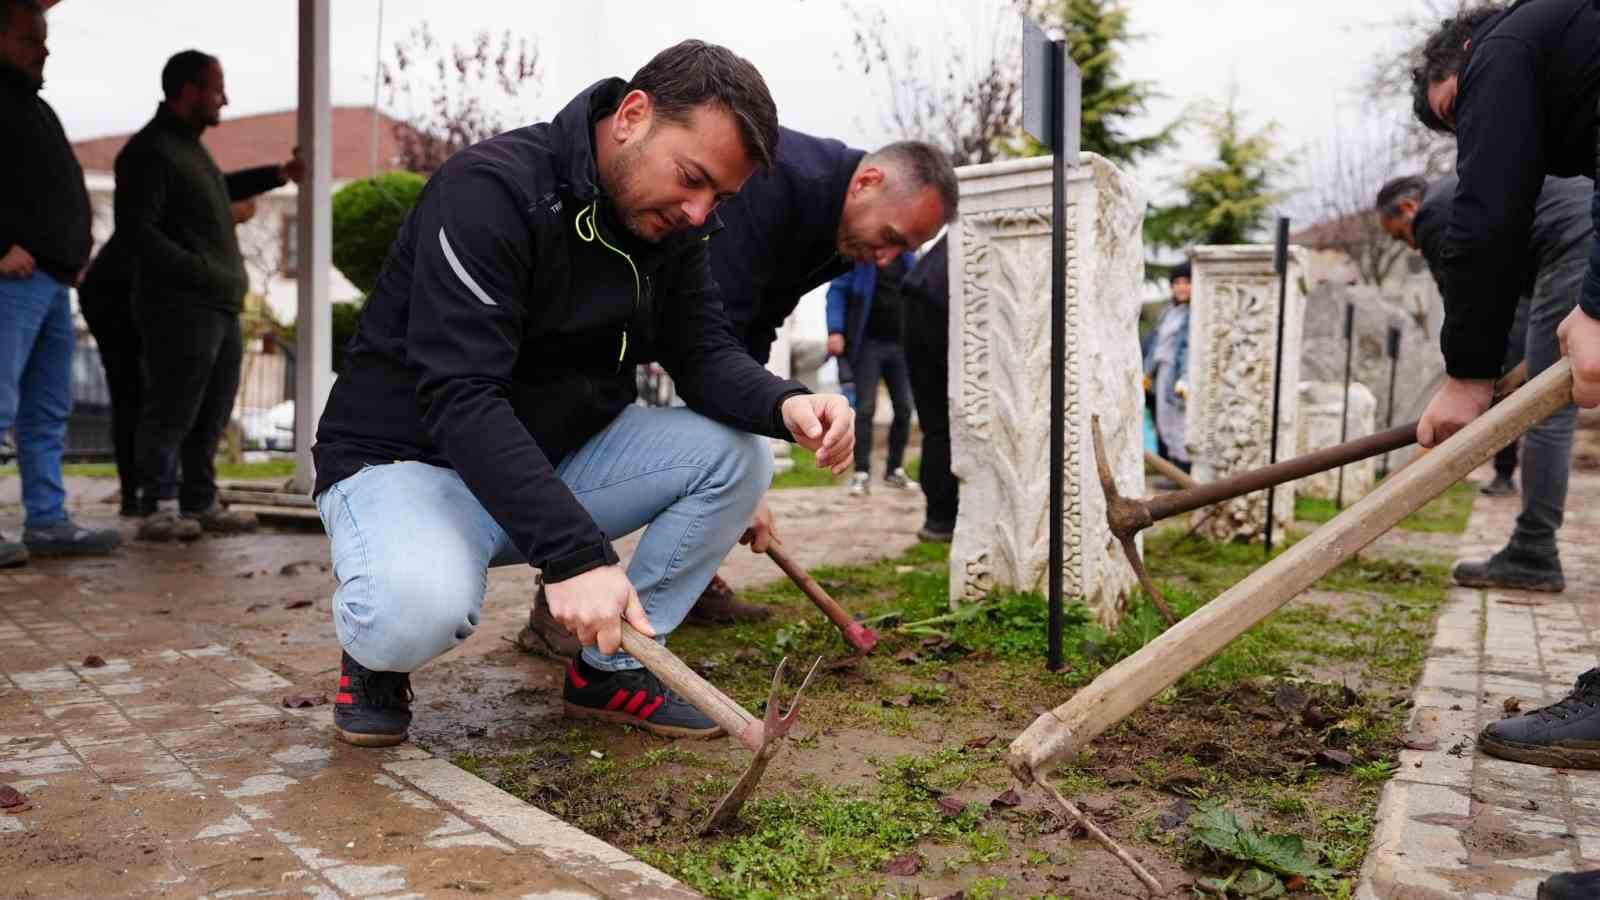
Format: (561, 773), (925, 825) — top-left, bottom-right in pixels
(1375, 175), (1429, 217)
(1169, 260), (1191, 283)
(865, 141), (961, 224)
(625, 40), (778, 172)
(162, 49), (218, 101)
(0, 0), (44, 31)
(1410, 5), (1503, 132)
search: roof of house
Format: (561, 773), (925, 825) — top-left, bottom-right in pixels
(1291, 211), (1378, 249)
(72, 105), (410, 178)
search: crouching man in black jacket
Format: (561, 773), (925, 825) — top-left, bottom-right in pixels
(312, 41), (853, 748)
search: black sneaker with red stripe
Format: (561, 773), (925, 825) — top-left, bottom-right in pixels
(562, 656), (723, 739)
(334, 651), (413, 747)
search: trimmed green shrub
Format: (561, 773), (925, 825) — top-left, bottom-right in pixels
(331, 172), (426, 294)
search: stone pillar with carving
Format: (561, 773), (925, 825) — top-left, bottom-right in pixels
(947, 154), (1146, 625)
(1185, 245), (1308, 543)
(1294, 381), (1377, 502)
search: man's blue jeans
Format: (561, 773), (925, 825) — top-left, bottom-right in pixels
(0, 272), (73, 528)
(315, 405), (772, 674)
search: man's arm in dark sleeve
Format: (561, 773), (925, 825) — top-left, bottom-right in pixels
(658, 244), (809, 438)
(225, 165), (287, 202)
(113, 148), (222, 293)
(405, 164), (616, 582)
(1438, 39), (1546, 379)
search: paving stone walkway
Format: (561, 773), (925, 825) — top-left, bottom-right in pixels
(1359, 451), (1600, 899)
(0, 477), (925, 899)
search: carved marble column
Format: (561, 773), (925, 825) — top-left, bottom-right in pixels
(948, 154), (1146, 625)
(1185, 245), (1307, 543)
(1294, 381), (1377, 502)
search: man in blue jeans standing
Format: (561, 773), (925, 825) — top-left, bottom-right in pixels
(312, 42), (853, 748)
(0, 0), (121, 566)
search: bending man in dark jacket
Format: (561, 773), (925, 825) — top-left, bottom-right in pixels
(114, 49), (300, 542)
(312, 41), (854, 748)
(0, 0), (120, 564)
(514, 129), (955, 646)
(1410, 2), (1600, 775)
(1377, 173), (1587, 597)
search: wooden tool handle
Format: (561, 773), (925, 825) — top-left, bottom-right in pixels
(1010, 359), (1575, 782)
(767, 545), (879, 653)
(620, 622), (762, 750)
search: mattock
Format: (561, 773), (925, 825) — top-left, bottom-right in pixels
(1095, 362), (1529, 623)
(618, 623), (821, 834)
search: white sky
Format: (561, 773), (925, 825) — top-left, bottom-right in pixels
(44, 0), (1424, 198)
(38, 0), (1428, 332)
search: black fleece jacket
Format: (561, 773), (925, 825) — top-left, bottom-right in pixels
(0, 65), (91, 283)
(313, 79), (809, 583)
(708, 127), (863, 363)
(1441, 0), (1600, 378)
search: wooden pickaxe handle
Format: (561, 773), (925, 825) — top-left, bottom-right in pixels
(619, 622), (763, 751)
(766, 545), (879, 653)
(1138, 361), (1530, 527)
(1013, 359), (1573, 783)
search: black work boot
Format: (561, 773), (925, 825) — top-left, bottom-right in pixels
(1482, 473), (1518, 496)
(333, 651), (413, 748)
(1539, 870), (1600, 899)
(563, 656), (723, 739)
(515, 577), (581, 660)
(1480, 669), (1600, 768)
(1453, 543), (1565, 592)
(686, 574), (772, 624)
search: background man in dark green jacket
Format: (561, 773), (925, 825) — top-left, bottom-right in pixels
(114, 49), (301, 542)
(0, 0), (120, 565)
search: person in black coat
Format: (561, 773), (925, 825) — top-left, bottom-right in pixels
(902, 233), (958, 541)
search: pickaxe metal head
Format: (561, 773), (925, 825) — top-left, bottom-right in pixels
(700, 654), (822, 834)
(1091, 416), (1178, 625)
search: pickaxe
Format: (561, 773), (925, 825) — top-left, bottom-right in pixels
(619, 623), (820, 834)
(766, 545), (879, 654)
(1097, 362), (1528, 621)
(1016, 359), (1570, 784)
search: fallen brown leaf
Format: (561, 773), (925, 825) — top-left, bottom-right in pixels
(0, 785), (27, 808)
(1503, 696), (1522, 714)
(1285, 876), (1307, 891)
(884, 694), (913, 708)
(881, 852), (923, 876)
(283, 598), (314, 610)
(990, 788), (1023, 809)
(963, 735), (996, 751)
(81, 655), (106, 668)
(1402, 735), (1439, 751)
(937, 796), (966, 817)
(1316, 748), (1355, 768)
(893, 649), (920, 664)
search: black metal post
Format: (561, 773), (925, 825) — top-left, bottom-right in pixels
(1047, 36), (1067, 672)
(1335, 303), (1356, 508)
(1380, 325), (1402, 477)
(1264, 217), (1290, 558)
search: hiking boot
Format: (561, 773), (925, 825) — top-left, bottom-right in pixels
(23, 519), (121, 557)
(917, 521), (954, 543)
(515, 577), (581, 660)
(563, 656), (723, 739)
(1481, 473), (1518, 496)
(848, 471), (870, 497)
(1479, 668), (1600, 768)
(1453, 543), (1565, 592)
(884, 467), (918, 490)
(0, 535), (28, 568)
(138, 510), (202, 542)
(686, 574), (771, 624)
(333, 650), (413, 747)
(1540, 870), (1600, 899)
(184, 503), (258, 534)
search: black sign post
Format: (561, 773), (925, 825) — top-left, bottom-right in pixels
(1263, 217), (1290, 558)
(1022, 18), (1081, 672)
(1380, 326), (1403, 477)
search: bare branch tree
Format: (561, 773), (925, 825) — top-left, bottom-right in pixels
(1289, 118), (1413, 287)
(381, 23), (542, 174)
(1359, 0), (1474, 176)
(838, 2), (1024, 166)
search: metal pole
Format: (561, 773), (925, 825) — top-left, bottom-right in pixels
(1335, 303), (1355, 508)
(369, 0), (385, 178)
(1380, 325), (1402, 478)
(1264, 218), (1290, 557)
(1047, 36), (1066, 672)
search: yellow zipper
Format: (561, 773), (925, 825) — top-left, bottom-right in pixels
(574, 201), (639, 373)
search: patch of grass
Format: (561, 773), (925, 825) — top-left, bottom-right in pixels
(770, 446), (840, 490)
(1297, 496), (1340, 524)
(645, 751), (988, 899)
(2, 458), (297, 481)
(1298, 481), (1475, 534)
